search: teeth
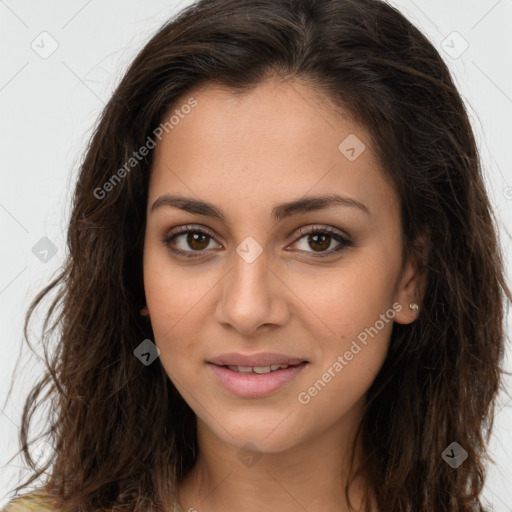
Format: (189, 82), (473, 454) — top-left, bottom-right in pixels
(253, 366), (272, 374)
(238, 366), (255, 373)
(226, 364), (290, 373)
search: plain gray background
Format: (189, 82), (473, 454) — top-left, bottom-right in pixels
(1, 0), (511, 510)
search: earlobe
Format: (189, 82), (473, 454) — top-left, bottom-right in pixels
(395, 305), (420, 325)
(394, 290), (422, 325)
(140, 306), (149, 317)
(394, 302), (421, 325)
(393, 244), (427, 325)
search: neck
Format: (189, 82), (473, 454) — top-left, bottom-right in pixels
(177, 401), (377, 512)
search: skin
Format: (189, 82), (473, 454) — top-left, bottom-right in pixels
(142, 77), (422, 512)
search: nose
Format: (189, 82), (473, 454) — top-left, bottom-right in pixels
(214, 244), (290, 336)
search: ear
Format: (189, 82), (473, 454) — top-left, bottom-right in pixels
(393, 235), (428, 325)
(140, 306), (149, 317)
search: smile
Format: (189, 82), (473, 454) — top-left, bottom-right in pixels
(207, 362), (308, 398)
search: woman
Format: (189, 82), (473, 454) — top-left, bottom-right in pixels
(2, 0), (510, 511)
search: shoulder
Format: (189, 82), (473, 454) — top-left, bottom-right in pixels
(1, 490), (54, 512)
(1, 491), (185, 512)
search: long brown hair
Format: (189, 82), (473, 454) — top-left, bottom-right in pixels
(4, 0), (510, 510)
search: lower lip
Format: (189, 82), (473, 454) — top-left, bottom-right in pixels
(207, 362), (308, 398)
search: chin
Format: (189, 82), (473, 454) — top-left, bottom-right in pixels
(210, 421), (303, 455)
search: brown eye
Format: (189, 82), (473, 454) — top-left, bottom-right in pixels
(183, 232), (210, 251)
(162, 224), (352, 260)
(163, 225), (220, 258)
(290, 226), (353, 257)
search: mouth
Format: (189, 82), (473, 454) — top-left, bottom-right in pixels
(211, 362), (308, 374)
(206, 361), (309, 398)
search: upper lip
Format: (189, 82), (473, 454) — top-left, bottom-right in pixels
(207, 352), (308, 367)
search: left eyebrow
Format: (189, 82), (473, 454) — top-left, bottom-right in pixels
(150, 193), (370, 221)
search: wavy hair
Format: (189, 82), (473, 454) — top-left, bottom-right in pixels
(4, 0), (510, 511)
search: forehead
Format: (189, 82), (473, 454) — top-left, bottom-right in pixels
(148, 78), (398, 224)
(155, 78), (357, 163)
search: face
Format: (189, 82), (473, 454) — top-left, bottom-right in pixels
(142, 78), (419, 454)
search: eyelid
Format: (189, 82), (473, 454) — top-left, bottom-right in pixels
(162, 224), (222, 259)
(168, 224), (218, 241)
(162, 223), (352, 258)
(292, 224), (351, 242)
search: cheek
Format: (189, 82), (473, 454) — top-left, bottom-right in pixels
(296, 293), (393, 428)
(142, 244), (219, 377)
(143, 246), (188, 357)
(290, 254), (397, 402)
(291, 249), (398, 339)
(143, 239), (200, 331)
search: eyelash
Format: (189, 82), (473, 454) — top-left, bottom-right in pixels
(162, 224), (353, 260)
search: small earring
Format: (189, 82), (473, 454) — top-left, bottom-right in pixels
(409, 302), (419, 312)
